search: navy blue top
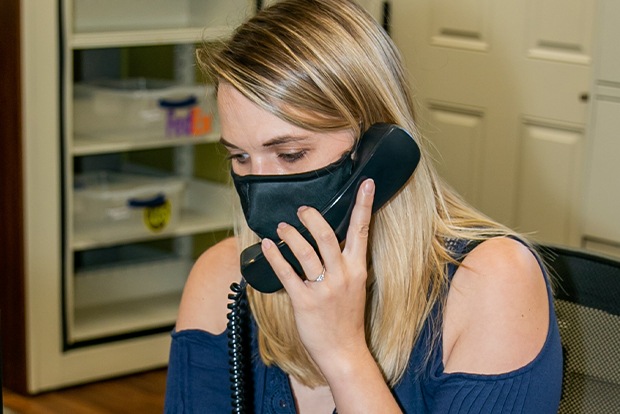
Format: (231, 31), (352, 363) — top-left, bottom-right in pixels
(164, 239), (563, 413)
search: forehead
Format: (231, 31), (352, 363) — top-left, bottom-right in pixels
(218, 84), (352, 153)
(216, 83), (356, 159)
(217, 84), (307, 147)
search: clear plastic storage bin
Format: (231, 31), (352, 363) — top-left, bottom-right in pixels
(73, 171), (186, 238)
(73, 79), (214, 140)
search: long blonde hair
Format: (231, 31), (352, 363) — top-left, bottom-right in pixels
(198, 0), (517, 388)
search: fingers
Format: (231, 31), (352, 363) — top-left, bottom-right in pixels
(277, 221), (325, 281)
(260, 219), (328, 293)
(260, 237), (306, 292)
(343, 179), (375, 257)
(295, 206), (343, 275)
(260, 178), (375, 292)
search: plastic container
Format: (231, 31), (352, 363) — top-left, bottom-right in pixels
(73, 171), (186, 237)
(73, 79), (214, 140)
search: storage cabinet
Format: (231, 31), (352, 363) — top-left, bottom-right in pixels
(61, 0), (254, 358)
(62, 1), (252, 348)
(7, 0), (255, 394)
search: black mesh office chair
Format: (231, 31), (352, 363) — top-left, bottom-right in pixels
(539, 245), (620, 414)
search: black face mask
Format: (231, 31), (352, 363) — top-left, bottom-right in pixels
(231, 153), (353, 241)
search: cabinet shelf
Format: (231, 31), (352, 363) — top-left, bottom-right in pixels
(71, 255), (193, 343)
(72, 131), (221, 156)
(69, 26), (231, 49)
(72, 292), (180, 343)
(72, 180), (234, 251)
(69, 243), (193, 344)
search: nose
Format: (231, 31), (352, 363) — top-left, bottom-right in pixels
(248, 159), (273, 175)
(249, 160), (265, 175)
(249, 158), (281, 176)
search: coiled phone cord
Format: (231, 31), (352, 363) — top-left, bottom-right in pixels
(227, 279), (250, 413)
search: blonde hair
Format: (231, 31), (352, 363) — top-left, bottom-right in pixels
(198, 0), (518, 388)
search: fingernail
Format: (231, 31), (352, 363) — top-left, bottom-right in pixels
(262, 238), (273, 250)
(363, 179), (375, 195)
(277, 222), (288, 229)
(297, 206), (308, 214)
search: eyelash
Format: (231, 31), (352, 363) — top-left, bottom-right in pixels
(226, 151), (307, 165)
(278, 151), (306, 163)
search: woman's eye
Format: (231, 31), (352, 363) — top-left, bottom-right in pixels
(278, 151), (306, 163)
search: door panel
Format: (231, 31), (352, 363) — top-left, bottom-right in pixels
(526, 0), (594, 64)
(584, 98), (620, 241)
(430, 0), (491, 51)
(596, 0), (620, 83)
(426, 103), (484, 203)
(517, 120), (584, 245)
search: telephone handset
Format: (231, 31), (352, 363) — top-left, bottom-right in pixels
(240, 123), (421, 293)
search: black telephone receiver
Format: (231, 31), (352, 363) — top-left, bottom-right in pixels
(240, 123), (421, 293)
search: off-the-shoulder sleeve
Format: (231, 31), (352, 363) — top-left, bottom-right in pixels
(164, 329), (230, 413)
(426, 354), (562, 413)
(394, 325), (562, 414)
(392, 238), (563, 413)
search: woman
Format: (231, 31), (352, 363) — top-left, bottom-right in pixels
(165, 0), (563, 412)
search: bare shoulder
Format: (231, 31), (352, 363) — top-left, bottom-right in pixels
(175, 236), (241, 334)
(442, 237), (550, 374)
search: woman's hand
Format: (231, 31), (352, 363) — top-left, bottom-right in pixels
(261, 178), (402, 413)
(260, 178), (374, 373)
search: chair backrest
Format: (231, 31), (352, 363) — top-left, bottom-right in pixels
(539, 245), (620, 414)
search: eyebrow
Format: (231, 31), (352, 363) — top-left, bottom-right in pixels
(219, 134), (312, 150)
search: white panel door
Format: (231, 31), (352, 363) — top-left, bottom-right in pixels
(391, 0), (594, 245)
(583, 0), (620, 254)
